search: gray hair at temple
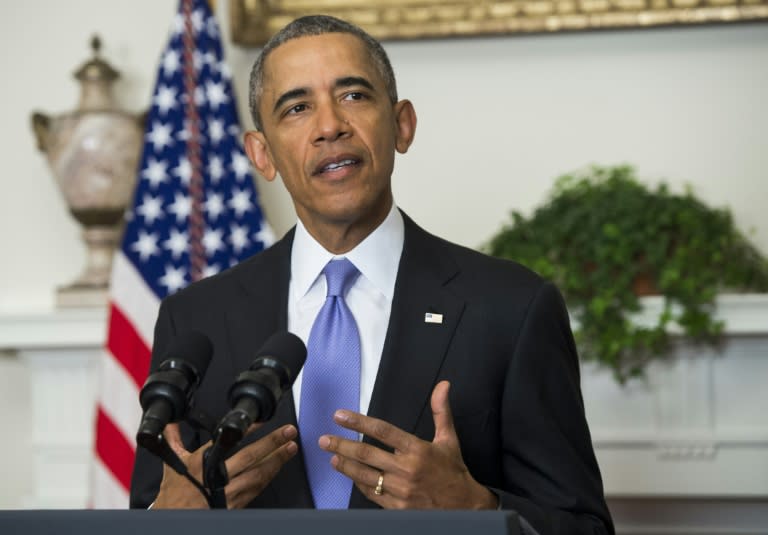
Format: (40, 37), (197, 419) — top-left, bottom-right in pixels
(248, 15), (399, 131)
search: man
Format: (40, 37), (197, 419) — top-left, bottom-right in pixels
(131, 15), (614, 535)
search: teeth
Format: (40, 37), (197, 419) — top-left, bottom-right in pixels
(323, 159), (355, 171)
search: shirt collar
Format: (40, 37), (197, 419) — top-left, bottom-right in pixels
(290, 203), (404, 301)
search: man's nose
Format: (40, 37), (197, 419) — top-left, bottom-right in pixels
(312, 103), (349, 144)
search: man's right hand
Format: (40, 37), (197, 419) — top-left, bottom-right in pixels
(152, 422), (299, 509)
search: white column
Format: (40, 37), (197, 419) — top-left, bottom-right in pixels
(0, 307), (107, 509)
(20, 348), (100, 508)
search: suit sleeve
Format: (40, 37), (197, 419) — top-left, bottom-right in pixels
(491, 282), (614, 535)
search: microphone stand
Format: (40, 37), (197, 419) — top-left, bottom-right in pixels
(202, 410), (253, 509)
(203, 442), (229, 509)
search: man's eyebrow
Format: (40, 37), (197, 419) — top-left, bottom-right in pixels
(273, 87), (309, 115)
(335, 76), (375, 92)
(272, 77), (376, 115)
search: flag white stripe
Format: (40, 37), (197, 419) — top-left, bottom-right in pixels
(92, 456), (130, 508)
(98, 348), (143, 448)
(110, 252), (161, 348)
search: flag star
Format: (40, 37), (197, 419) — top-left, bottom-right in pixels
(203, 263), (220, 278)
(219, 61), (231, 80)
(168, 192), (192, 223)
(173, 157), (193, 186)
(193, 50), (204, 72)
(203, 227), (225, 255)
(205, 192), (225, 220)
(162, 49), (181, 76)
(192, 8), (205, 32)
(146, 121), (174, 152)
(177, 120), (190, 141)
(231, 152), (251, 181)
(163, 227), (189, 259)
(171, 13), (184, 36)
(254, 223), (276, 247)
(159, 264), (187, 294)
(206, 81), (229, 110)
(131, 230), (160, 261)
(136, 194), (164, 224)
(153, 85), (178, 115)
(204, 51), (217, 69)
(208, 156), (224, 183)
(208, 118), (225, 145)
(141, 158), (169, 188)
(229, 223), (250, 253)
(194, 86), (207, 106)
(228, 124), (241, 137)
(228, 188), (253, 218)
(206, 16), (220, 38)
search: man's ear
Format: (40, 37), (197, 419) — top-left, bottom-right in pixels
(244, 130), (277, 181)
(393, 99), (417, 154)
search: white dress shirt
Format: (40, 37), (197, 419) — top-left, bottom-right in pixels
(288, 204), (404, 418)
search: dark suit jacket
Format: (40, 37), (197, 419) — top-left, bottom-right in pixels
(130, 213), (614, 535)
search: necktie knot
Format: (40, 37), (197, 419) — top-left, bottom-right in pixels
(323, 258), (360, 297)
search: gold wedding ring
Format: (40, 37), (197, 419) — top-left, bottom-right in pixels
(374, 473), (384, 496)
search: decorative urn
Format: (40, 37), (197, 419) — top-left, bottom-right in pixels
(31, 36), (144, 307)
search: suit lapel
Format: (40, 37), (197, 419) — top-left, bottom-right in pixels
(225, 229), (293, 383)
(223, 229), (314, 508)
(350, 214), (466, 508)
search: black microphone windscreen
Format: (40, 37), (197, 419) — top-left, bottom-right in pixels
(255, 331), (307, 378)
(165, 331), (213, 378)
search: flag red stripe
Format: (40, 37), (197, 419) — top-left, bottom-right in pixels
(95, 407), (135, 492)
(106, 303), (152, 389)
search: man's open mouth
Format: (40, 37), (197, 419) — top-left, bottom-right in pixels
(313, 156), (361, 176)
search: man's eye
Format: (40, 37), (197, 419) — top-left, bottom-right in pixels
(344, 92), (365, 101)
(286, 103), (307, 115)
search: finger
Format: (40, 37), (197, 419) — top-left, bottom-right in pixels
(349, 467), (403, 510)
(163, 423), (189, 458)
(330, 452), (398, 496)
(430, 381), (458, 445)
(243, 421), (266, 437)
(333, 411), (415, 453)
(319, 434), (398, 474)
(225, 425), (297, 478)
(226, 440), (298, 508)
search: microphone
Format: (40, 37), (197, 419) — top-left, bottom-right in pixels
(136, 331), (213, 450)
(214, 331), (307, 452)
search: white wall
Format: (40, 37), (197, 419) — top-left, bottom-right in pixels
(0, 0), (766, 511)
(1, 2), (766, 313)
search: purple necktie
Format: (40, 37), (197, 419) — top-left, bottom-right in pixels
(299, 258), (361, 509)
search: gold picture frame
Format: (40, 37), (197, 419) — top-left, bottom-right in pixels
(230, 0), (768, 46)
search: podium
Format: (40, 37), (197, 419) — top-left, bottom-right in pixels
(0, 509), (520, 535)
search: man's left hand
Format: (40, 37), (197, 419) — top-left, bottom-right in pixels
(318, 380), (498, 509)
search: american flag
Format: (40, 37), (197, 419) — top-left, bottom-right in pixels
(91, 0), (273, 507)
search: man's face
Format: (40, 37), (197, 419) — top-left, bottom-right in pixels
(245, 33), (416, 244)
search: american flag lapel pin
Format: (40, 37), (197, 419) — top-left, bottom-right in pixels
(424, 312), (443, 324)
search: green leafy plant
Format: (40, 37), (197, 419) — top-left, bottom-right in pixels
(486, 165), (768, 382)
